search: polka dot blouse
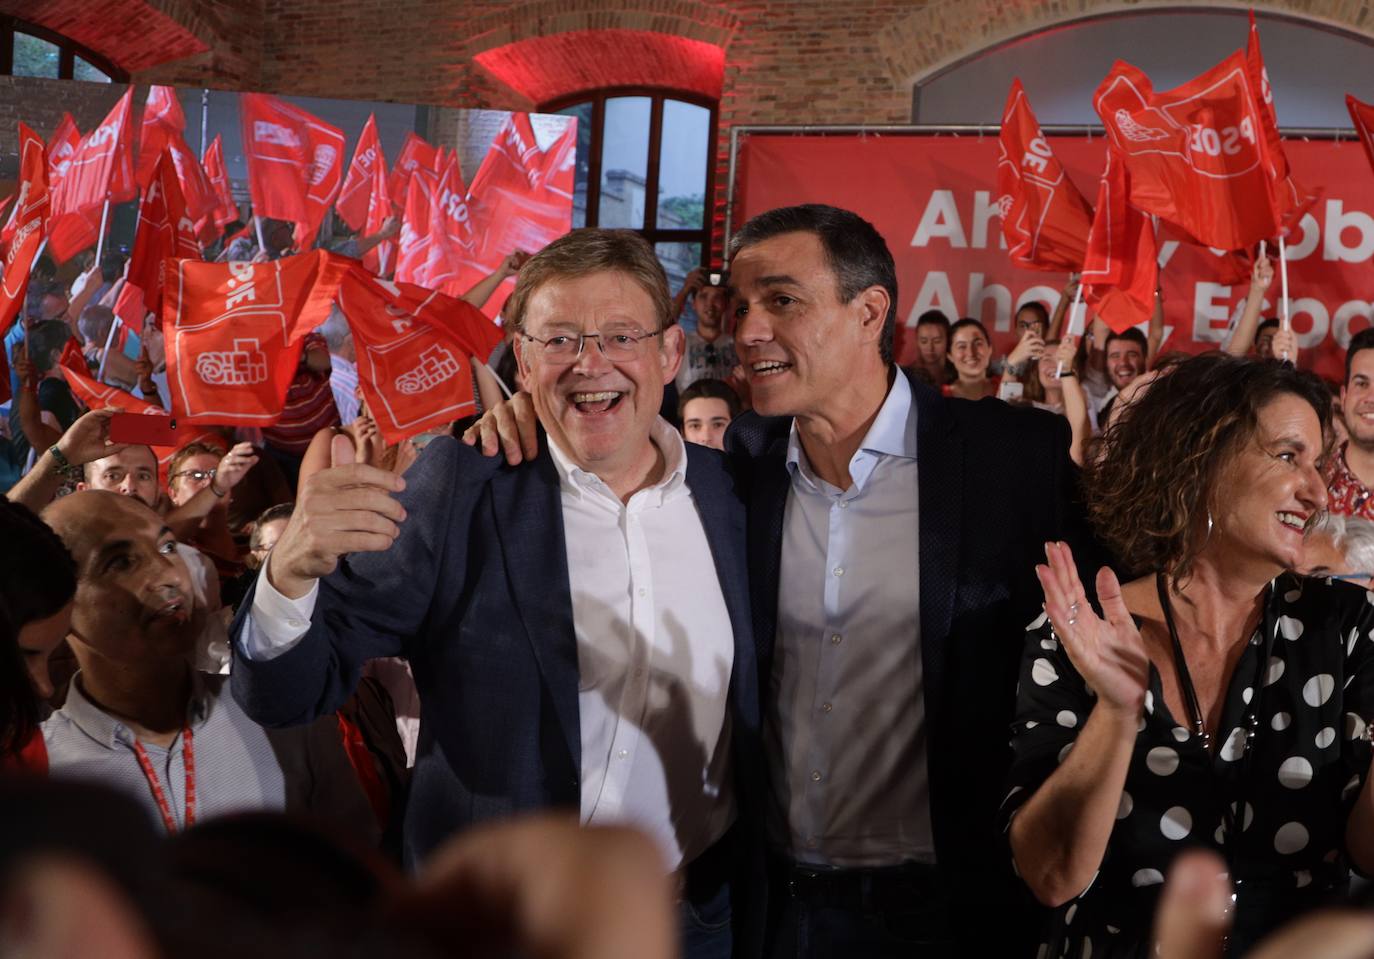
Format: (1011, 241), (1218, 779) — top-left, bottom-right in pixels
(1001, 574), (1374, 958)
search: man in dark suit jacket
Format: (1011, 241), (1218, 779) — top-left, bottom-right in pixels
(230, 230), (763, 958)
(724, 205), (1093, 957)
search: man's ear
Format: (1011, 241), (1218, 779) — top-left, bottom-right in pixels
(660, 324), (686, 382)
(854, 285), (891, 347)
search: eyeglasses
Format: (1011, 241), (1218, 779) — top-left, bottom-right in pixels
(520, 328), (662, 364)
(170, 468), (216, 484)
(1330, 572), (1374, 582)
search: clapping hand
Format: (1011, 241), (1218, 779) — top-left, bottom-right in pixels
(1035, 541), (1150, 715)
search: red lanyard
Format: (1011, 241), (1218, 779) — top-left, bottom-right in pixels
(132, 726), (196, 834)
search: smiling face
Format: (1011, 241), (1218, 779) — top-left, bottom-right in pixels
(1341, 349), (1374, 452)
(696, 285), (728, 338)
(949, 325), (990, 380)
(728, 231), (887, 419)
(1209, 393), (1329, 575)
(169, 451), (219, 506)
(1106, 337), (1145, 390)
(48, 492), (195, 669)
(514, 270), (683, 479)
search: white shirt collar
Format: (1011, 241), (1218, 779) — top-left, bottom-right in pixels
(547, 415), (688, 507)
(785, 371), (917, 494)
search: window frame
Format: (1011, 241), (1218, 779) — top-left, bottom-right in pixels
(0, 16), (126, 82)
(543, 86), (717, 266)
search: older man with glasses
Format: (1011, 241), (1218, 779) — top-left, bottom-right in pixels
(230, 228), (764, 958)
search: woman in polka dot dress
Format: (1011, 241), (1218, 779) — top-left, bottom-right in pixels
(1002, 354), (1374, 958)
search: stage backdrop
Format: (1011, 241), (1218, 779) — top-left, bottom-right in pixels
(734, 133), (1374, 383)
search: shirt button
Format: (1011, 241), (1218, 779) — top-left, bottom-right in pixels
(618, 749), (628, 760)
(831, 634), (842, 646)
(287, 619), (305, 628)
(811, 770), (822, 782)
(637, 588), (646, 597)
(821, 702), (833, 713)
(833, 566), (844, 577)
(838, 501), (848, 510)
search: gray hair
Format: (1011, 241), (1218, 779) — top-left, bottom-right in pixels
(317, 305), (351, 354)
(1310, 514), (1374, 575)
(78, 305), (115, 347)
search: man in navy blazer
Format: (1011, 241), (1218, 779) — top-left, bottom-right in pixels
(230, 230), (763, 958)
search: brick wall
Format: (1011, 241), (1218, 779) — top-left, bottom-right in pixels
(14, 0), (1374, 256)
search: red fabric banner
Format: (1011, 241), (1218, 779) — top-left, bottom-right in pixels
(363, 150), (394, 276)
(395, 167), (437, 287)
(51, 87), (135, 219)
(202, 134), (238, 231)
(61, 353), (162, 416)
(44, 113), (100, 264)
(424, 156), (475, 294)
(337, 113), (383, 232)
(1095, 52), (1279, 251)
(135, 85), (185, 189)
(388, 132), (439, 209)
(1080, 151), (1158, 333)
(162, 249), (348, 424)
(0, 123), (49, 338)
(127, 151), (201, 323)
(995, 79), (1094, 272)
(335, 266), (500, 443)
(240, 93), (344, 246)
(163, 129), (219, 246)
(735, 132), (1374, 383)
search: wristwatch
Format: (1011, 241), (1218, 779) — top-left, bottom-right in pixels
(48, 444), (77, 477)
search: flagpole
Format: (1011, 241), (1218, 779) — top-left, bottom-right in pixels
(93, 198), (111, 264)
(1278, 235), (1291, 362)
(254, 215), (267, 256)
(29, 237), (47, 269)
(96, 315), (120, 382)
(1055, 281), (1085, 379)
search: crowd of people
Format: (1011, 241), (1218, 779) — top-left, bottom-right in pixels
(8, 199), (1374, 959)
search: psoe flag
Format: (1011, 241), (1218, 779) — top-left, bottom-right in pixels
(1080, 151), (1158, 334)
(0, 123), (49, 337)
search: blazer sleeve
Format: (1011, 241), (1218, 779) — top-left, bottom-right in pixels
(231, 436), (484, 727)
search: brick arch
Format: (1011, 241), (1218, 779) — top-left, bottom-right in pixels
(877, 0), (1374, 88)
(462, 1), (738, 105)
(0, 0), (210, 73)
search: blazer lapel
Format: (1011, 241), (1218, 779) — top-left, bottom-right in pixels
(914, 378), (960, 732)
(488, 441), (582, 776)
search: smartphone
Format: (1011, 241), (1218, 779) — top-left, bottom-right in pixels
(109, 412), (180, 447)
(998, 381), (1025, 402)
(707, 271), (728, 287)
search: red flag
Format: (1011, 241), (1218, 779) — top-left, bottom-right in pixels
(113, 281), (150, 330)
(394, 167), (437, 287)
(363, 150), (394, 275)
(995, 80), (1094, 272)
(337, 114), (383, 232)
(126, 151), (201, 322)
(1080, 151), (1159, 333)
(0, 124), (49, 337)
(1348, 95), (1374, 181)
(43, 114), (99, 264)
(240, 93), (344, 246)
(1095, 52), (1279, 251)
(135, 85), (185, 188)
(426, 156), (476, 293)
(52, 87), (135, 218)
(1245, 13), (1317, 238)
(388, 132), (439, 208)
(162, 130), (219, 247)
(202, 134), (238, 230)
(162, 250), (348, 424)
(335, 266), (501, 443)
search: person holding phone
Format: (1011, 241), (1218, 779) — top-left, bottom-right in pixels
(673, 266), (740, 394)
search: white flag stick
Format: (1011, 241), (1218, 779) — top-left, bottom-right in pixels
(254, 215), (267, 257)
(93, 198), (111, 264)
(1055, 281), (1085, 379)
(29, 237), (47, 270)
(1278, 235), (1291, 362)
(96, 314), (121, 382)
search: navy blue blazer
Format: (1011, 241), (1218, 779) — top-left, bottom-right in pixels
(726, 371), (1098, 947)
(230, 434), (764, 879)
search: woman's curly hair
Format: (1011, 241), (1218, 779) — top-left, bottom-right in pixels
(1084, 352), (1331, 581)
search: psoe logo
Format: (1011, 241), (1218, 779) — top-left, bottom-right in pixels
(309, 144), (338, 186)
(254, 121), (300, 149)
(395, 344), (460, 394)
(1114, 109), (1169, 143)
(195, 338), (269, 386)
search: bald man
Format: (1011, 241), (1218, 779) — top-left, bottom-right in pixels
(39, 491), (376, 838)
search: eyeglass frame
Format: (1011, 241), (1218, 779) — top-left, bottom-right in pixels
(518, 328), (664, 363)
(169, 467), (217, 484)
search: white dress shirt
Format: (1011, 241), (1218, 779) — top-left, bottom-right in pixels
(769, 372), (934, 867)
(239, 417), (736, 870)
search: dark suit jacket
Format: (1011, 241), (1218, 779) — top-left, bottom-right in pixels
(230, 435), (764, 914)
(726, 371), (1098, 948)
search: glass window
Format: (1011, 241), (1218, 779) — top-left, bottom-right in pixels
(657, 100), (710, 230)
(598, 96), (651, 229)
(73, 56), (110, 83)
(556, 101), (593, 228)
(655, 241), (702, 300)
(13, 32), (59, 78)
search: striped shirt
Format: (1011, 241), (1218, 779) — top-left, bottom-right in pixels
(330, 354), (360, 426)
(262, 333), (340, 455)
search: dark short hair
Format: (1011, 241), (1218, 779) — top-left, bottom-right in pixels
(250, 503), (295, 550)
(100, 252), (125, 284)
(1105, 327), (1148, 352)
(82, 444), (156, 485)
(26, 321), (71, 373)
(729, 204), (898, 365)
(1086, 352), (1331, 581)
(678, 378), (741, 421)
(1016, 302), (1049, 327)
(949, 317), (990, 345)
(915, 310), (950, 331)
(1257, 317), (1280, 334)
(1346, 327), (1374, 384)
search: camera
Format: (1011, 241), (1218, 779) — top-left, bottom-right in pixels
(706, 270), (728, 288)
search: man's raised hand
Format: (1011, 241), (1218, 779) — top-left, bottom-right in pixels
(461, 391), (539, 465)
(266, 433), (407, 599)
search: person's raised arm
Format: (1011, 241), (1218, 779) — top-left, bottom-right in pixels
(1146, 283), (1165, 369)
(1003, 326), (1045, 382)
(13, 344), (61, 454)
(462, 251), (529, 310)
(1056, 338), (1091, 467)
(1048, 274), (1078, 342)
(671, 266), (706, 322)
(61, 263), (102, 340)
(166, 442), (259, 537)
(353, 215), (400, 259)
(5, 408), (128, 512)
(1224, 256), (1273, 356)
(1007, 542), (1149, 907)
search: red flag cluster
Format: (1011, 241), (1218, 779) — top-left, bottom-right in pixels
(240, 93), (345, 250)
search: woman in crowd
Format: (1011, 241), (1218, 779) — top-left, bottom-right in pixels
(945, 317), (998, 400)
(1003, 353), (1374, 957)
(1012, 336), (1094, 466)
